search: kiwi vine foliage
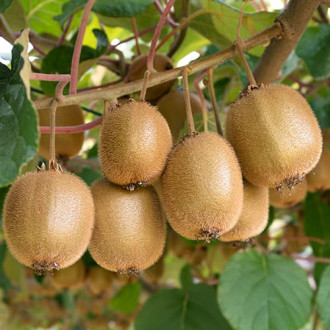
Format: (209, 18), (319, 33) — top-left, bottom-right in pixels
(0, 0), (330, 329)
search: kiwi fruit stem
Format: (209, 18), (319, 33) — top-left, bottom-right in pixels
(49, 99), (59, 168)
(194, 71), (208, 132)
(182, 67), (195, 134)
(207, 68), (223, 136)
(140, 69), (151, 101)
(235, 2), (257, 87)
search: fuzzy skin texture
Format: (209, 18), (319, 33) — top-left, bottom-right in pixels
(87, 266), (114, 295)
(221, 181), (269, 242)
(128, 54), (174, 100)
(157, 92), (203, 142)
(88, 179), (166, 272)
(143, 254), (165, 283)
(161, 132), (244, 240)
(99, 100), (172, 186)
(3, 171), (95, 270)
(269, 180), (307, 209)
(307, 130), (330, 192)
(226, 84), (322, 188)
(38, 105), (84, 159)
(51, 260), (86, 289)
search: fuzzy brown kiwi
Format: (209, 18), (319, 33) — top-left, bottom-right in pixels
(157, 91), (203, 143)
(88, 179), (166, 274)
(161, 132), (243, 241)
(87, 266), (114, 295)
(168, 229), (189, 258)
(226, 84), (322, 189)
(220, 181), (269, 243)
(3, 170), (94, 274)
(143, 253), (165, 283)
(269, 180), (307, 209)
(183, 245), (208, 265)
(99, 100), (172, 188)
(128, 54), (174, 101)
(307, 130), (330, 192)
(50, 259), (86, 290)
(38, 104), (85, 160)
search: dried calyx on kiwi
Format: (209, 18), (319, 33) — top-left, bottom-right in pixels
(220, 181), (269, 244)
(161, 132), (243, 243)
(3, 164), (95, 274)
(99, 99), (172, 189)
(88, 179), (166, 274)
(127, 54), (174, 101)
(38, 104), (85, 160)
(226, 84), (322, 190)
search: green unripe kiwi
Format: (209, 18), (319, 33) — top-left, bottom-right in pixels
(99, 100), (172, 187)
(128, 54), (174, 101)
(38, 104), (85, 159)
(226, 84), (322, 188)
(161, 132), (243, 241)
(157, 91), (203, 142)
(3, 170), (95, 274)
(220, 181), (269, 242)
(269, 180), (307, 209)
(88, 179), (166, 274)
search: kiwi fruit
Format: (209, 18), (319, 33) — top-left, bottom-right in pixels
(127, 54), (174, 101)
(161, 132), (243, 241)
(99, 100), (172, 188)
(183, 245), (208, 265)
(88, 179), (166, 274)
(38, 104), (85, 160)
(157, 91), (203, 142)
(220, 181), (269, 243)
(87, 266), (114, 295)
(307, 130), (330, 192)
(50, 259), (86, 290)
(168, 229), (189, 257)
(143, 253), (165, 283)
(269, 180), (307, 209)
(226, 84), (322, 189)
(3, 170), (94, 274)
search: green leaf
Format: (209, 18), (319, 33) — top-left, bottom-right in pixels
(218, 249), (312, 330)
(77, 168), (103, 186)
(54, 0), (87, 26)
(0, 186), (9, 227)
(18, 0), (67, 36)
(316, 266), (330, 329)
(93, 0), (154, 17)
(0, 0), (13, 14)
(110, 282), (141, 313)
(180, 264), (193, 291)
(308, 89), (330, 129)
(135, 283), (232, 330)
(0, 45), (39, 187)
(0, 244), (11, 290)
(296, 25), (330, 80)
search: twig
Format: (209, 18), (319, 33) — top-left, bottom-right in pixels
(30, 73), (71, 82)
(154, 0), (178, 28)
(69, 0), (96, 94)
(182, 67), (195, 134)
(140, 70), (151, 101)
(207, 68), (223, 136)
(34, 23), (282, 110)
(57, 15), (73, 46)
(147, 0), (176, 72)
(292, 255), (330, 264)
(131, 17), (141, 55)
(39, 117), (103, 134)
(49, 99), (58, 165)
(193, 70), (208, 132)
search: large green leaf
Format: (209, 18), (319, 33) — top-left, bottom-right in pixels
(0, 45), (39, 187)
(316, 266), (330, 329)
(110, 282), (141, 313)
(135, 283), (232, 330)
(0, 0), (13, 14)
(18, 0), (67, 36)
(308, 89), (330, 129)
(93, 0), (154, 17)
(54, 0), (87, 26)
(0, 186), (9, 227)
(296, 25), (330, 80)
(218, 249), (312, 330)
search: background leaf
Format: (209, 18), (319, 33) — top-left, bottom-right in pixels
(218, 249), (312, 330)
(0, 0), (14, 14)
(316, 266), (330, 329)
(110, 282), (141, 313)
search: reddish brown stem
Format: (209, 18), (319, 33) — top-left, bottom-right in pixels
(182, 68), (195, 134)
(154, 0), (178, 28)
(30, 73), (71, 82)
(56, 15), (73, 46)
(147, 0), (176, 72)
(49, 99), (58, 163)
(69, 0), (96, 94)
(131, 17), (141, 55)
(40, 117), (103, 134)
(292, 256), (330, 264)
(194, 70), (208, 132)
(140, 70), (151, 101)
